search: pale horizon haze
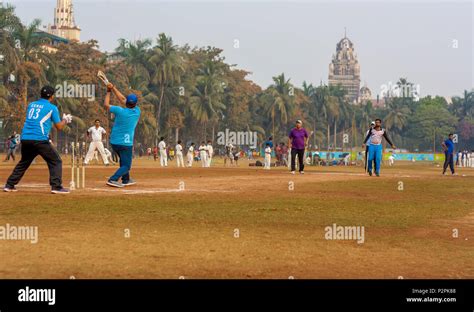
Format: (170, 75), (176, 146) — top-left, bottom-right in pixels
(7, 0), (474, 98)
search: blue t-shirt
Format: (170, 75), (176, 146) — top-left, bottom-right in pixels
(444, 139), (454, 154)
(21, 99), (61, 141)
(9, 138), (18, 149)
(110, 105), (141, 146)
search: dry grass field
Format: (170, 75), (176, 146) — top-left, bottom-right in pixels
(0, 156), (473, 279)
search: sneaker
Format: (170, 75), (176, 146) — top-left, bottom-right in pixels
(51, 188), (70, 194)
(375, 173), (380, 177)
(368, 171), (373, 176)
(299, 171), (305, 175)
(107, 180), (124, 188)
(122, 179), (136, 187)
(291, 171), (295, 175)
(3, 185), (18, 192)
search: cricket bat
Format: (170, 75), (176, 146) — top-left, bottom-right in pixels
(97, 71), (110, 86)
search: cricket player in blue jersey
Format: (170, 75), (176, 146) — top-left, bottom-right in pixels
(104, 82), (141, 188)
(4, 86), (73, 194)
(441, 133), (455, 175)
(362, 118), (396, 177)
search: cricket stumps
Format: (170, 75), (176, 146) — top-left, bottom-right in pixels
(70, 142), (86, 190)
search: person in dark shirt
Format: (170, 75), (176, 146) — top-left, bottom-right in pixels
(362, 118), (395, 177)
(288, 120), (309, 174)
(441, 133), (455, 175)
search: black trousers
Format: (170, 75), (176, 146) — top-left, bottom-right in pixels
(6, 140), (63, 189)
(364, 146), (369, 170)
(5, 148), (16, 161)
(291, 148), (305, 172)
(443, 152), (455, 174)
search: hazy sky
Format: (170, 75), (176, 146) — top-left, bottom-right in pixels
(8, 0), (474, 97)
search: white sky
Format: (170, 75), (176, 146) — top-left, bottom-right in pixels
(8, 0), (474, 97)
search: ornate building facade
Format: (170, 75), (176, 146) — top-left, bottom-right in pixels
(328, 35), (361, 103)
(47, 0), (81, 42)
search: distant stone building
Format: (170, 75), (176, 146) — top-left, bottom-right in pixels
(359, 84), (372, 102)
(328, 34), (361, 104)
(47, 0), (81, 42)
(358, 85), (386, 108)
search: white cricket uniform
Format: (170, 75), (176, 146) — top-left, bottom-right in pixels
(225, 144), (234, 166)
(159, 141), (168, 167)
(199, 145), (208, 167)
(84, 126), (109, 165)
(187, 146), (194, 167)
(104, 148), (114, 163)
(206, 144), (213, 167)
(344, 154), (350, 166)
(264, 147), (271, 169)
(388, 155), (395, 166)
(176, 144), (184, 167)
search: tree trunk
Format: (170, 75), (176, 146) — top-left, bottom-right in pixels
(333, 121), (337, 152)
(156, 83), (166, 144)
(327, 123), (330, 152)
(313, 117), (316, 148)
(272, 107), (275, 138)
(175, 127), (179, 144)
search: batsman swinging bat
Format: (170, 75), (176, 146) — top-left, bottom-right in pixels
(97, 70), (110, 86)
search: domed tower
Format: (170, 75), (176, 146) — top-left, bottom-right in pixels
(47, 0), (81, 41)
(328, 32), (361, 103)
(359, 83), (372, 102)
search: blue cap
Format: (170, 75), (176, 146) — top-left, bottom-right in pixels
(126, 94), (138, 105)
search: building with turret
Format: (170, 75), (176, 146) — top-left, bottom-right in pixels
(47, 0), (81, 42)
(328, 33), (361, 104)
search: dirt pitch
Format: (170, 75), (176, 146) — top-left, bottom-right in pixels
(0, 156), (473, 279)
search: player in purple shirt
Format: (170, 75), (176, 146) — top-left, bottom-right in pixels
(288, 120), (309, 174)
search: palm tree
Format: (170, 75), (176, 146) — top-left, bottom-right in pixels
(396, 77), (413, 97)
(302, 81), (317, 146)
(115, 38), (152, 83)
(264, 73), (295, 138)
(384, 98), (410, 146)
(0, 4), (21, 85)
(148, 33), (184, 138)
(14, 19), (44, 62)
(313, 85), (340, 150)
(451, 90), (474, 120)
(361, 100), (374, 127)
(189, 59), (225, 140)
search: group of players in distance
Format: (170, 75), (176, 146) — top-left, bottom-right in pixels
(13, 81), (461, 194)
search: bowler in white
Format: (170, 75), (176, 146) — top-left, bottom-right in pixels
(84, 120), (109, 165)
